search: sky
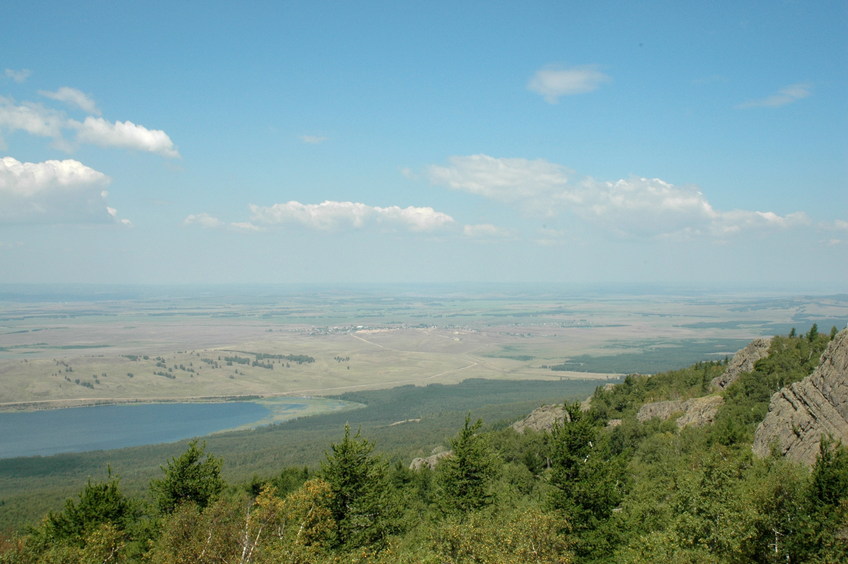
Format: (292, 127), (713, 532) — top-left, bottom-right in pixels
(0, 1), (846, 289)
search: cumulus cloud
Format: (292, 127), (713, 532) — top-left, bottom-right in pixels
(427, 154), (808, 239)
(736, 82), (812, 109)
(0, 156), (128, 224)
(72, 117), (180, 157)
(39, 86), (100, 115)
(527, 65), (611, 103)
(4, 69), (31, 83)
(247, 200), (455, 232)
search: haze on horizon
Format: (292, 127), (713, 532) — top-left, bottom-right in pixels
(1, 2), (846, 289)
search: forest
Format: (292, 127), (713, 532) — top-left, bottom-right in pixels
(0, 326), (846, 563)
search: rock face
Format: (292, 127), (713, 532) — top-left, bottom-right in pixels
(711, 337), (773, 390)
(636, 395), (724, 428)
(511, 404), (567, 434)
(752, 330), (848, 466)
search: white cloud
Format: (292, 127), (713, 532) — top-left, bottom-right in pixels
(300, 135), (328, 144)
(427, 154), (809, 239)
(0, 156), (125, 224)
(39, 87), (100, 115)
(184, 212), (225, 229)
(736, 82), (812, 109)
(428, 154), (572, 215)
(0, 97), (179, 157)
(527, 65), (610, 103)
(72, 117), (180, 157)
(0, 97), (66, 139)
(247, 200), (455, 232)
(4, 69), (31, 83)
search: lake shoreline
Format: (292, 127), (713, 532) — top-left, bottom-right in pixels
(0, 392), (329, 413)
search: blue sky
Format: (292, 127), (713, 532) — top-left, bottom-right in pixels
(1, 1), (846, 288)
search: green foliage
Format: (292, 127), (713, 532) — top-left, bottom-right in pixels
(548, 402), (626, 558)
(787, 437), (848, 561)
(35, 472), (138, 547)
(427, 505), (573, 563)
(149, 439), (225, 514)
(436, 415), (499, 515)
(11, 472), (141, 563)
(587, 360), (726, 422)
(319, 424), (397, 550)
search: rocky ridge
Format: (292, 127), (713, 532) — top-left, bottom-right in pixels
(711, 336), (772, 390)
(752, 329), (848, 466)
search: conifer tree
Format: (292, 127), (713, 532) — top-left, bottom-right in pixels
(319, 424), (395, 550)
(150, 439), (224, 514)
(548, 402), (624, 528)
(436, 414), (499, 514)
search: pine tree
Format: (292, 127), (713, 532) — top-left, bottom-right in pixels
(548, 402), (625, 528)
(436, 415), (499, 515)
(150, 439), (224, 514)
(319, 424), (395, 549)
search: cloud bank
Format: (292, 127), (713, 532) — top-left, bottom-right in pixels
(186, 201), (457, 234)
(0, 156), (129, 224)
(427, 154), (809, 239)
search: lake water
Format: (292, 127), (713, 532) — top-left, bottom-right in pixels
(0, 402), (277, 459)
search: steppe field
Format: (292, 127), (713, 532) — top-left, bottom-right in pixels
(3, 284), (847, 411)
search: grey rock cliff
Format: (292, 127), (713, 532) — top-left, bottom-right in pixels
(711, 337), (773, 390)
(752, 330), (848, 466)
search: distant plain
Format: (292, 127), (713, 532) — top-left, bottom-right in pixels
(2, 284), (846, 410)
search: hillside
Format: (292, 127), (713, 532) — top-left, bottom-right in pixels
(1, 326), (846, 563)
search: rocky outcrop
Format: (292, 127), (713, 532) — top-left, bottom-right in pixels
(511, 404), (567, 434)
(409, 450), (451, 470)
(675, 395), (724, 428)
(636, 395), (724, 428)
(636, 399), (686, 422)
(711, 337), (773, 390)
(752, 330), (848, 466)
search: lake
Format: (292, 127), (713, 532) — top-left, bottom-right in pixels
(0, 402), (280, 459)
